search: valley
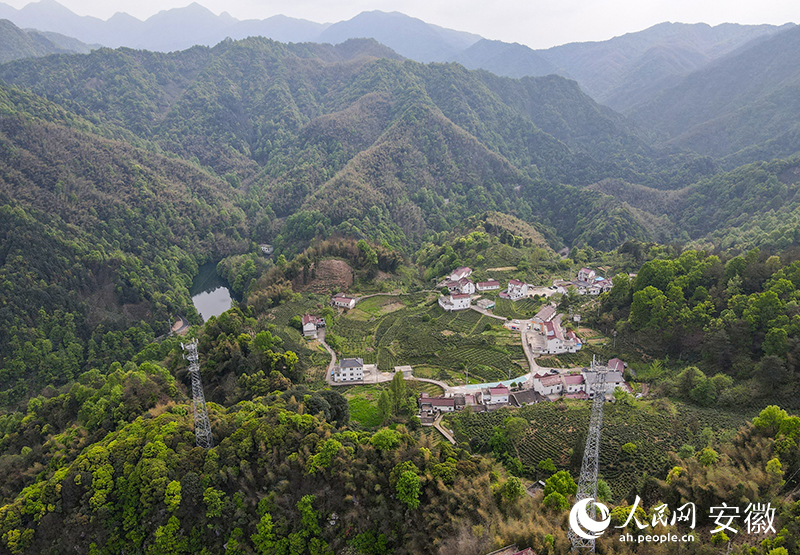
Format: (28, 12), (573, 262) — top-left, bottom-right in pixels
(0, 5), (799, 554)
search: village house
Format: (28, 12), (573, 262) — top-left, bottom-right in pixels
(500, 279), (528, 301)
(530, 314), (581, 354)
(563, 373), (585, 394)
(583, 369), (628, 399)
(533, 303), (557, 325)
(438, 293), (471, 311)
(596, 278), (613, 292)
(607, 358), (627, 373)
(419, 393), (456, 413)
(444, 280), (461, 293)
(331, 293), (356, 310)
(476, 279), (500, 291)
(457, 277), (476, 295)
(535, 374), (563, 396)
(332, 358), (364, 382)
(301, 314), (325, 338)
(259, 244), (274, 255)
(477, 298), (496, 310)
(509, 389), (546, 407)
(483, 383), (510, 405)
(444, 277), (476, 295)
(450, 267), (473, 281)
(578, 267), (596, 282)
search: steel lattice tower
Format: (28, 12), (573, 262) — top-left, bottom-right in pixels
(568, 359), (608, 553)
(181, 340), (214, 449)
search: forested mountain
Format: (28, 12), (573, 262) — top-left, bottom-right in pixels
(317, 11), (481, 63)
(628, 24), (800, 166)
(0, 82), (250, 402)
(538, 21), (793, 110)
(588, 156), (800, 250)
(450, 39), (561, 79)
(0, 18), (94, 63)
(0, 36), (688, 251)
(2, 1), (792, 120)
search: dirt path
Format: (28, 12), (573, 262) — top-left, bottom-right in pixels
(470, 305), (508, 321)
(433, 413), (456, 445)
(318, 330), (337, 384)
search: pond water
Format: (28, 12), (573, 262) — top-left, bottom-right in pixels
(190, 262), (233, 322)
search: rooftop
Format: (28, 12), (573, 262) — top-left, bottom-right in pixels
(339, 358), (364, 368)
(510, 389), (546, 406)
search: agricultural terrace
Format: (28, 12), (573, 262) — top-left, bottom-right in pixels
(327, 294), (530, 386)
(447, 399), (751, 499)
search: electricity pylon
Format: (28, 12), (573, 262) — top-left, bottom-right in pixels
(181, 340), (214, 449)
(568, 358), (608, 553)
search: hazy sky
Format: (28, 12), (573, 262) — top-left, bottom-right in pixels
(5, 0), (798, 48)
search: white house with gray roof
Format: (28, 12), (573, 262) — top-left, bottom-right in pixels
(332, 358), (364, 382)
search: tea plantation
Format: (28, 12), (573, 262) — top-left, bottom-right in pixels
(448, 400), (751, 499)
(328, 295), (530, 384)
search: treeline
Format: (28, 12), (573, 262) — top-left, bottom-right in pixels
(599, 246), (800, 405)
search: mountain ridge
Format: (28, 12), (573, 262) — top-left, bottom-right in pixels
(0, 1), (793, 113)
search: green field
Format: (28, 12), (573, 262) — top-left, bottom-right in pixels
(448, 399), (752, 499)
(327, 295), (530, 385)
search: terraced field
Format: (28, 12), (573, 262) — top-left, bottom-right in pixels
(327, 295), (530, 383)
(449, 400), (751, 499)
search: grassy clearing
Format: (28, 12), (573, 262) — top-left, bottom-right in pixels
(348, 396), (383, 428)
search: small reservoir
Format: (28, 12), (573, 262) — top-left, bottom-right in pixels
(190, 262), (233, 322)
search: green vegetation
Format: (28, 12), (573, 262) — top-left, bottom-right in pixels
(450, 398), (749, 498)
(4, 22), (800, 555)
(326, 295), (529, 384)
(598, 246), (800, 409)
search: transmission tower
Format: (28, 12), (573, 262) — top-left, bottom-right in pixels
(569, 357), (608, 553)
(181, 340), (214, 449)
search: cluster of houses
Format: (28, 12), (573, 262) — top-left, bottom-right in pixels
(438, 267), (531, 312)
(418, 359), (630, 421)
(531, 360), (629, 400)
(418, 382), (549, 423)
(552, 267), (614, 296)
(528, 304), (582, 355)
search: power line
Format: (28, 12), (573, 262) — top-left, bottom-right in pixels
(181, 339), (214, 449)
(569, 357), (608, 553)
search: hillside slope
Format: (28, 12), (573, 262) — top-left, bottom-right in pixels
(0, 18), (95, 62)
(0, 83), (248, 400)
(628, 25), (800, 163)
(0, 37), (676, 250)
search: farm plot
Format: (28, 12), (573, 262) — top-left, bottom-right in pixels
(450, 400), (749, 499)
(327, 298), (528, 381)
(492, 298), (542, 320)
